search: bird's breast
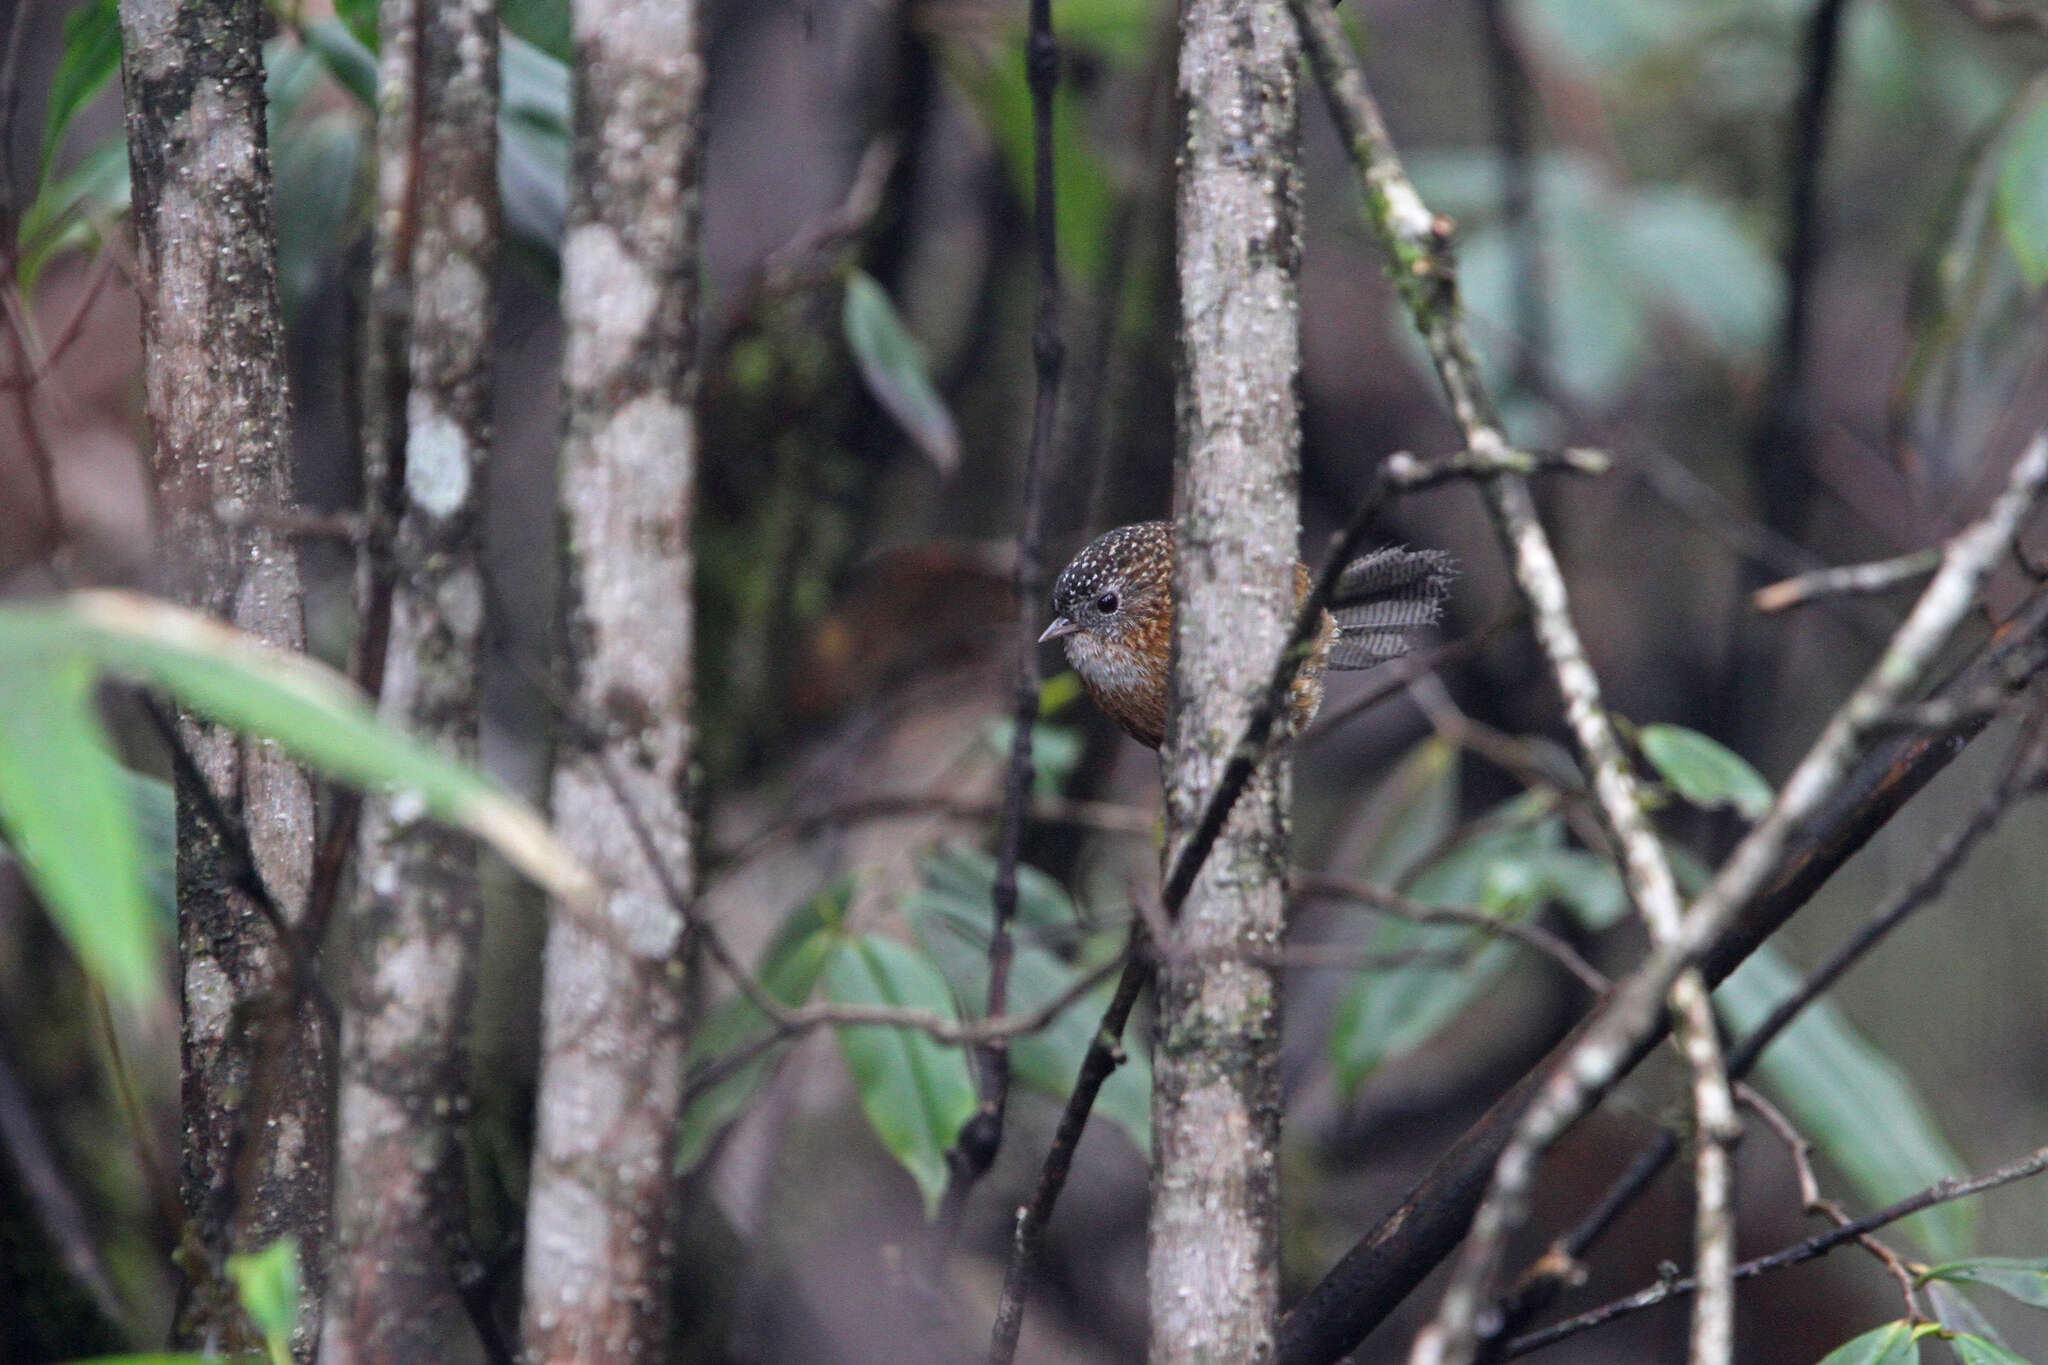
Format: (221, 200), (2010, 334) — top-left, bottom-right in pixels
(1063, 632), (1170, 749)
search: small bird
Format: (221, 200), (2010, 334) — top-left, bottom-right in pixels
(1038, 521), (1455, 749)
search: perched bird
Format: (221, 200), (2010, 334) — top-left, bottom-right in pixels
(1038, 521), (1455, 749)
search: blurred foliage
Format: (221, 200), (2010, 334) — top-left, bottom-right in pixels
(0, 593), (583, 1009)
(1717, 946), (1977, 1260)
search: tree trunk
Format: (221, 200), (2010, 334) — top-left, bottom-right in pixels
(319, 0), (499, 1359)
(518, 1), (708, 1360)
(115, 0), (327, 1352)
(1151, 1), (1303, 1361)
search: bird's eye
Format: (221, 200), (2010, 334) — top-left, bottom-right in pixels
(1095, 591), (1119, 614)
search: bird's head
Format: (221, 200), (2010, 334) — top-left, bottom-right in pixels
(1039, 521), (1174, 654)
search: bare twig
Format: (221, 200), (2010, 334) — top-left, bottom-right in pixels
(1433, 431), (2048, 1365)
(1753, 547), (1943, 614)
(1280, 585), (2048, 1365)
(988, 931), (1148, 1364)
(1736, 1083), (1922, 1315)
(928, 0), (1068, 1265)
(1501, 1142), (2048, 1359)
(1293, 875), (1608, 994)
(1479, 701), (2048, 1351)
(1287, 8), (1739, 1359)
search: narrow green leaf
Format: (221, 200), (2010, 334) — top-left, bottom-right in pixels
(1950, 1333), (2034, 1365)
(1717, 946), (1975, 1259)
(0, 592), (595, 911)
(1640, 722), (1773, 819)
(1359, 735), (1459, 886)
(38, 0), (121, 180)
(1922, 1258), (2048, 1309)
(0, 651), (159, 1006)
(1813, 1321), (1919, 1365)
(1996, 90), (2048, 288)
(842, 271), (961, 474)
(225, 1237), (300, 1365)
(824, 935), (978, 1216)
(16, 136), (129, 299)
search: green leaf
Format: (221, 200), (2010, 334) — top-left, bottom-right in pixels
(1639, 722), (1773, 819)
(0, 652), (159, 1006)
(912, 843), (1078, 938)
(332, 0), (379, 51)
(225, 1237), (300, 1365)
(958, 42), (1114, 285)
(1926, 1279), (2008, 1344)
(824, 935), (978, 1216)
(503, 0), (573, 62)
(1996, 88), (2048, 288)
(676, 917), (839, 1171)
(54, 1356), (241, 1365)
(982, 717), (1085, 798)
(273, 112), (367, 317)
(0, 592), (594, 911)
(1620, 188), (1782, 352)
(1949, 1333), (2034, 1365)
(842, 271), (961, 474)
(1536, 848), (1628, 932)
(301, 17), (379, 109)
(1359, 736), (1459, 886)
(16, 136), (130, 299)
(1921, 1258), (2048, 1309)
(1050, 0), (1157, 65)
(1813, 1321), (1919, 1365)
(1717, 946), (1975, 1259)
(905, 851), (1148, 1151)
(39, 0), (121, 181)
(1329, 804), (1554, 1095)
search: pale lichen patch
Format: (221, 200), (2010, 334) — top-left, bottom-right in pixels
(563, 226), (657, 389)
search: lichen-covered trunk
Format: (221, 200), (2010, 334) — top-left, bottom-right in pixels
(517, 1), (707, 1360)
(319, 0), (499, 1360)
(115, 0), (327, 1352)
(1152, 1), (1303, 1362)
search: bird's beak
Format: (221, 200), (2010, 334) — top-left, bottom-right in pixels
(1038, 616), (1079, 644)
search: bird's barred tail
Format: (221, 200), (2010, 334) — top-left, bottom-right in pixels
(1326, 547), (1458, 670)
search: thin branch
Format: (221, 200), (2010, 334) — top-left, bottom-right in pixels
(1286, 8), (1738, 1358)
(988, 932), (1148, 1365)
(1293, 875), (1608, 994)
(1480, 701), (2048, 1350)
(929, 0), (1067, 1259)
(1753, 547), (1943, 614)
(1736, 1083), (1922, 1316)
(1500, 1142), (2048, 1359)
(1434, 430), (2048, 1365)
(1279, 583), (2048, 1365)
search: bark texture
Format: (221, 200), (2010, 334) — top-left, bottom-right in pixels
(518, 1), (706, 1360)
(319, 0), (499, 1360)
(1151, 1), (1303, 1361)
(115, 0), (326, 1350)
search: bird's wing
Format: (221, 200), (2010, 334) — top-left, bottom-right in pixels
(1327, 547), (1457, 670)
